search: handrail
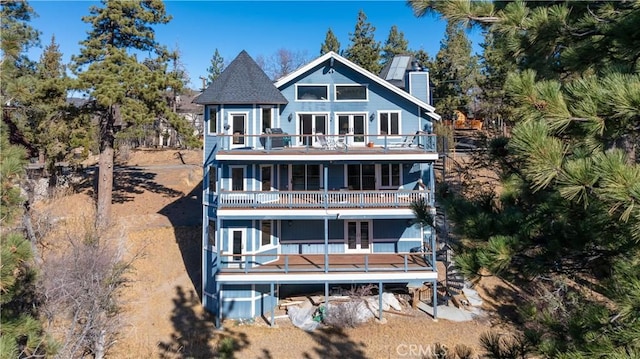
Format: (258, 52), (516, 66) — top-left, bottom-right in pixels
(217, 190), (431, 209)
(216, 252), (435, 274)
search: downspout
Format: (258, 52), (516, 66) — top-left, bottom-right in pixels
(324, 165), (329, 273)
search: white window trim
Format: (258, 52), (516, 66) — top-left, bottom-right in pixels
(258, 219), (277, 250)
(207, 105), (219, 135)
(295, 84), (330, 102)
(377, 110), (402, 139)
(334, 84), (369, 102)
(259, 164), (275, 192)
(289, 164), (324, 191)
(296, 112), (329, 146)
(333, 112), (369, 146)
(228, 111), (249, 148)
(260, 106), (274, 133)
(229, 165), (246, 192)
(377, 163), (403, 189)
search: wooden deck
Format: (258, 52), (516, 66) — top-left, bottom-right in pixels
(218, 252), (434, 274)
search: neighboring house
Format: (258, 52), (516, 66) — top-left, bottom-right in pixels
(196, 50), (442, 327)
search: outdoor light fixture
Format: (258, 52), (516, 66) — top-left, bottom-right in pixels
(288, 113), (293, 122)
(369, 112), (375, 122)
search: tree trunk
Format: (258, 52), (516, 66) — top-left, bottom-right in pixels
(96, 106), (117, 230)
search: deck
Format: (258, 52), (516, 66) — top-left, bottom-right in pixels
(218, 252), (435, 274)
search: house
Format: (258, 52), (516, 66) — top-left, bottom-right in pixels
(195, 50), (442, 327)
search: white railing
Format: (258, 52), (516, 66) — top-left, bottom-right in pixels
(218, 190), (431, 209)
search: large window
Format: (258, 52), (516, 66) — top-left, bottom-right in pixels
(296, 85), (328, 101)
(260, 220), (272, 247)
(208, 106), (217, 134)
(380, 164), (401, 189)
(347, 164), (376, 190)
(336, 85), (367, 101)
(379, 111), (400, 136)
(231, 167), (244, 191)
(208, 220), (216, 248)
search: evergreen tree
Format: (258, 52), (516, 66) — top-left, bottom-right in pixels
(344, 10), (381, 74)
(71, 0), (194, 229)
(0, 129), (51, 358)
(381, 25), (409, 66)
(206, 48), (224, 85)
(411, 1), (640, 356)
(320, 28), (341, 55)
(411, 49), (432, 71)
(430, 22), (480, 120)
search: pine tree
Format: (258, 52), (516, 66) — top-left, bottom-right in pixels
(381, 25), (409, 66)
(320, 28), (340, 55)
(71, 0), (194, 229)
(206, 48), (225, 85)
(344, 10), (381, 74)
(430, 22), (480, 120)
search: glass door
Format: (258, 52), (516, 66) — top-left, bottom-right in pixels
(337, 114), (367, 146)
(229, 229), (245, 267)
(345, 221), (371, 253)
(299, 114), (327, 146)
(231, 113), (247, 147)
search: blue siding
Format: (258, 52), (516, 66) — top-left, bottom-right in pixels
(397, 240), (422, 252)
(221, 300), (253, 319)
(221, 284), (253, 298)
(373, 242), (396, 252)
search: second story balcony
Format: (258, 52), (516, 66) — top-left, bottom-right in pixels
(217, 189), (431, 209)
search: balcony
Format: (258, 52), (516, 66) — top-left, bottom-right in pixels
(218, 190), (431, 209)
(211, 132), (438, 154)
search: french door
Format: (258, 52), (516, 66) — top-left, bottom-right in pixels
(345, 220), (372, 253)
(299, 114), (327, 146)
(337, 114), (367, 146)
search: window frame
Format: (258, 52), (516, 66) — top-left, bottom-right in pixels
(295, 84), (329, 102)
(261, 106), (273, 133)
(334, 84), (368, 102)
(208, 165), (217, 193)
(207, 220), (217, 250)
(207, 105), (218, 134)
(229, 166), (246, 191)
(378, 163), (402, 189)
(260, 220), (273, 247)
(377, 110), (402, 138)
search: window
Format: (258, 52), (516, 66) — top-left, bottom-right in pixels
(261, 107), (272, 132)
(231, 114), (246, 145)
(296, 85), (328, 101)
(208, 106), (217, 133)
(208, 220), (216, 248)
(291, 164), (321, 190)
(347, 164), (376, 190)
(379, 111), (400, 136)
(380, 164), (401, 188)
(231, 167), (244, 191)
(208, 166), (216, 192)
(336, 85), (367, 101)
(261, 220), (272, 246)
(261, 166), (272, 191)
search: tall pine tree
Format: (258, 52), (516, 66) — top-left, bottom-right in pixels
(206, 48), (225, 85)
(71, 0), (192, 229)
(381, 25), (409, 67)
(344, 10), (381, 74)
(320, 28), (340, 55)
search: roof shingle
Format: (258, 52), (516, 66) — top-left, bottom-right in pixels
(194, 50), (288, 105)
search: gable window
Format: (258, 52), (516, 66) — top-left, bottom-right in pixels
(336, 85), (367, 101)
(379, 111), (401, 136)
(208, 106), (218, 134)
(261, 107), (272, 132)
(296, 85), (328, 101)
(380, 164), (401, 189)
(260, 220), (272, 247)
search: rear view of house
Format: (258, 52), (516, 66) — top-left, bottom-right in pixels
(195, 50), (441, 326)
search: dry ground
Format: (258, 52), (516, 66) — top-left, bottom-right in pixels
(36, 149), (520, 359)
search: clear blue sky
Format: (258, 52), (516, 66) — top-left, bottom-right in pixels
(28, 0), (482, 89)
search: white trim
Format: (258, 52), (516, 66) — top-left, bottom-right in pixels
(228, 111), (249, 148)
(334, 112), (368, 146)
(206, 105), (219, 135)
(217, 271), (438, 283)
(376, 110), (402, 138)
(294, 83), (330, 102)
(289, 163), (324, 191)
(296, 112), (329, 147)
(334, 84), (368, 102)
(229, 165), (246, 192)
(274, 52), (440, 120)
(216, 153), (439, 162)
(228, 228), (246, 268)
(259, 219), (276, 249)
(344, 220), (373, 253)
(377, 163), (403, 189)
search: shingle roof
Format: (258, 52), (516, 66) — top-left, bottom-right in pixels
(194, 50), (288, 105)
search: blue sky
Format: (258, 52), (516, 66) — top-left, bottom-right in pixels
(28, 1), (482, 89)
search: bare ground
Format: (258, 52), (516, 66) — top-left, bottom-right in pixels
(36, 149), (521, 359)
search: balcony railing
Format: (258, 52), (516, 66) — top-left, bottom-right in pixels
(212, 132), (437, 153)
(218, 190), (431, 209)
(217, 252), (434, 274)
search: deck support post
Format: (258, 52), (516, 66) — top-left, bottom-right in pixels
(215, 282), (221, 328)
(270, 282), (275, 327)
(324, 217), (329, 273)
(324, 282), (329, 316)
(432, 279), (438, 321)
(378, 281), (384, 321)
